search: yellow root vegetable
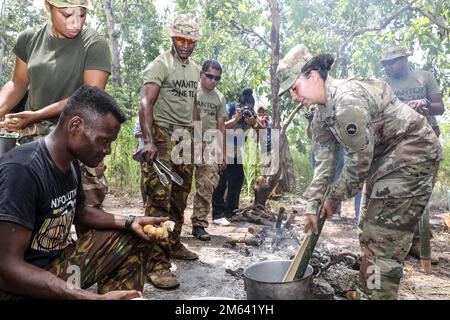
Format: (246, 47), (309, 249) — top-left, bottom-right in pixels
(143, 220), (175, 239)
(0, 118), (19, 126)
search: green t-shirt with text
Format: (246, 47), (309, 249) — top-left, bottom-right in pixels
(197, 86), (227, 131)
(13, 24), (111, 117)
(142, 50), (200, 128)
(386, 69), (441, 128)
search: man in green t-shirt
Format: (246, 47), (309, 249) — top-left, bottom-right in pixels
(381, 45), (445, 265)
(381, 45), (445, 136)
(191, 60), (227, 241)
(139, 13), (202, 290)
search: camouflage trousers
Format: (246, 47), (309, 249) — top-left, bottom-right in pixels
(142, 124), (193, 271)
(17, 121), (108, 210)
(357, 160), (439, 300)
(0, 229), (155, 299)
(192, 164), (219, 228)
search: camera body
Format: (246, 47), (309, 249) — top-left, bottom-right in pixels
(242, 106), (256, 118)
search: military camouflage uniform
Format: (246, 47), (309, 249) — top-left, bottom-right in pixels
(142, 125), (194, 270)
(305, 78), (441, 299)
(277, 44), (441, 299)
(192, 164), (219, 228)
(141, 13), (201, 272)
(382, 45), (443, 249)
(0, 229), (155, 299)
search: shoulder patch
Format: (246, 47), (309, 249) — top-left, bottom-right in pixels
(346, 123), (358, 136)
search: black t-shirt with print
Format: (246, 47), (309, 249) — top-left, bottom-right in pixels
(0, 139), (85, 268)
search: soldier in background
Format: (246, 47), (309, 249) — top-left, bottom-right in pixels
(139, 13), (202, 290)
(277, 44), (441, 299)
(381, 45), (445, 264)
(191, 60), (227, 241)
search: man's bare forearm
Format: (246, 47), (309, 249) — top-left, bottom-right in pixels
(140, 84), (161, 144)
(74, 204), (127, 230)
(0, 259), (99, 300)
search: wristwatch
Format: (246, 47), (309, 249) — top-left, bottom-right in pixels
(423, 98), (431, 108)
(125, 215), (136, 231)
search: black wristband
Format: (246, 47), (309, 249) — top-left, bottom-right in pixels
(125, 215), (136, 231)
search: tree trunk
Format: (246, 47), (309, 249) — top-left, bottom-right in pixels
(0, 38), (5, 77)
(254, 0), (299, 205)
(268, 0), (281, 130)
(101, 0), (122, 87)
(281, 135), (296, 192)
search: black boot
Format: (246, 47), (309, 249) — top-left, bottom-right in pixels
(192, 226), (211, 241)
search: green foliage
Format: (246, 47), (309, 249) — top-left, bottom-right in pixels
(105, 117), (141, 193)
(0, 0), (44, 83)
(2, 0), (449, 194)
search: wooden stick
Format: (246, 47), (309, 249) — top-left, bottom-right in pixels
(282, 187), (330, 282)
(420, 204), (432, 273)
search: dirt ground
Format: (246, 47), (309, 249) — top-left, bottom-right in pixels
(102, 192), (450, 300)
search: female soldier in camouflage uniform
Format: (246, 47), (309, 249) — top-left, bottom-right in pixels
(277, 44), (441, 299)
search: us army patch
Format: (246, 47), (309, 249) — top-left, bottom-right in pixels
(346, 123), (358, 136)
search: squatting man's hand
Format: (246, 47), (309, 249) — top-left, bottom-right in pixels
(131, 216), (169, 241)
(304, 200), (338, 235)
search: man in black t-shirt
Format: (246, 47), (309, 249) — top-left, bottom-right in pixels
(0, 85), (168, 300)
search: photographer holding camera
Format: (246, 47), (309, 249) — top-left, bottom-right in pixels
(212, 88), (265, 225)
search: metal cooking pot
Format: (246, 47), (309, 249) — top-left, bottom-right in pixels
(244, 260), (314, 300)
(0, 136), (17, 157)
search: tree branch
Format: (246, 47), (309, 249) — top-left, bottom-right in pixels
(229, 20), (271, 48)
(335, 0), (419, 64)
(281, 103), (303, 137)
(412, 7), (449, 31)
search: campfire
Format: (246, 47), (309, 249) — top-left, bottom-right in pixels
(224, 200), (361, 300)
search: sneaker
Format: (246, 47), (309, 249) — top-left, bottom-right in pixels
(147, 269), (179, 290)
(192, 226), (211, 241)
(331, 213), (341, 221)
(213, 217), (231, 226)
(170, 242), (199, 260)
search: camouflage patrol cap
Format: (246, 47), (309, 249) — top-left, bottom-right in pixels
(47, 0), (90, 9)
(380, 45), (410, 63)
(277, 44), (313, 96)
(169, 13), (202, 41)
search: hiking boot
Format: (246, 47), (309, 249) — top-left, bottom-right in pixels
(170, 242), (199, 260)
(213, 217), (231, 226)
(408, 243), (439, 265)
(192, 226), (211, 241)
(147, 269), (179, 290)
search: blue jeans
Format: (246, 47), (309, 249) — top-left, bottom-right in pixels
(212, 163), (244, 220)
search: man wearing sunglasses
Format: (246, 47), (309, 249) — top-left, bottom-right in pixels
(381, 45), (445, 265)
(191, 60), (228, 241)
(139, 13), (202, 290)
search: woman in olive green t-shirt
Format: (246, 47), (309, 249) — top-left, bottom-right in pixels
(0, 0), (111, 133)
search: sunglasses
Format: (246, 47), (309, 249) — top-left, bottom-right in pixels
(381, 56), (403, 67)
(203, 72), (221, 82)
(173, 37), (196, 46)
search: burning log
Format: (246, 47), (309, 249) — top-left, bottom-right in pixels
(231, 203), (278, 225)
(283, 210), (298, 230)
(227, 234), (260, 247)
(275, 207), (285, 228)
